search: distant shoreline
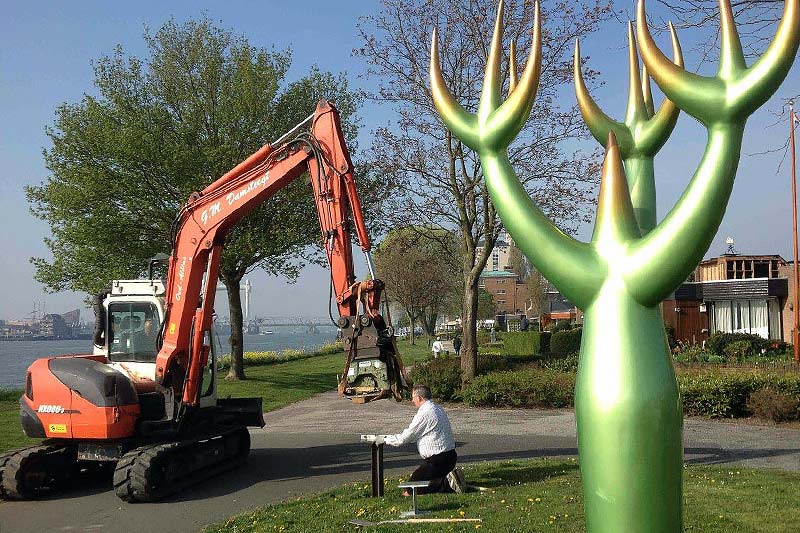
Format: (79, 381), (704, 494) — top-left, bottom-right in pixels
(0, 335), (92, 342)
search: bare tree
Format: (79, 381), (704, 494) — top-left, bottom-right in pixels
(355, 0), (609, 382)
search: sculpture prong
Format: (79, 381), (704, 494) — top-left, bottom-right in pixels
(625, 22), (648, 124)
(592, 132), (641, 246)
(430, 27), (479, 150)
(509, 40), (518, 95)
(486, 0), (542, 149)
(573, 39), (633, 154)
(734, 0), (800, 116)
(479, 0), (507, 120)
(718, 0), (747, 78)
(636, 0), (722, 123)
(640, 22), (683, 153)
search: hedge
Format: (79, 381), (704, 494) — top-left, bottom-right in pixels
(462, 370), (575, 408)
(502, 331), (549, 356)
(456, 366), (800, 420)
(679, 372), (800, 418)
(550, 328), (582, 357)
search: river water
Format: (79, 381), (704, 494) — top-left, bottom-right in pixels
(0, 325), (338, 390)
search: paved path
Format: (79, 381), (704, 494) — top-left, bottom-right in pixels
(2, 391), (799, 532)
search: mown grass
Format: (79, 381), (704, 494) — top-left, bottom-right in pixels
(207, 458), (800, 532)
(0, 339), (427, 453)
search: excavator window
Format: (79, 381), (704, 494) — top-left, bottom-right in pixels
(108, 302), (160, 363)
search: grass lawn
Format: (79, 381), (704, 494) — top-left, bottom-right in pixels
(207, 458), (800, 532)
(0, 339), (428, 454)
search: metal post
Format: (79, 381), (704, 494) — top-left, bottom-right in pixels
(791, 100), (799, 365)
(370, 442), (384, 497)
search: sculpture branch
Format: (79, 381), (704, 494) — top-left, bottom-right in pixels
(628, 0), (800, 306)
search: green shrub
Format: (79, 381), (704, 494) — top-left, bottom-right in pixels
(461, 369), (575, 408)
(723, 340), (755, 361)
(550, 328), (582, 357)
(502, 331), (543, 356)
(679, 372), (800, 418)
(476, 330), (490, 346)
(672, 344), (719, 363)
(543, 352), (579, 373)
(747, 387), (799, 422)
(706, 332), (769, 358)
(410, 356), (462, 401)
(547, 321), (573, 333)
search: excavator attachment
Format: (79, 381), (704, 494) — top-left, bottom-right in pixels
(337, 280), (411, 403)
(338, 317), (409, 403)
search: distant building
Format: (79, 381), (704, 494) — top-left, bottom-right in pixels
(476, 230), (514, 273)
(663, 254), (790, 343)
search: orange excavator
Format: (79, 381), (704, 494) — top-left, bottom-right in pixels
(1, 100), (409, 502)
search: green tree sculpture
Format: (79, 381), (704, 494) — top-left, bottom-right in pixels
(574, 22), (683, 234)
(430, 0), (799, 530)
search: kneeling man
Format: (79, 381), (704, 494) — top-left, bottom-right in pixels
(384, 384), (465, 493)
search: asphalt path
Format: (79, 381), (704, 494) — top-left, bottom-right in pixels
(2, 391), (800, 532)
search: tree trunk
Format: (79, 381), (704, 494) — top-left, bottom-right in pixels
(406, 309), (416, 345)
(422, 309), (438, 336)
(224, 276), (247, 380)
(576, 286), (682, 532)
(460, 280), (479, 384)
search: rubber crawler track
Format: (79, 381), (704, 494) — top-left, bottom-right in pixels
(0, 444), (77, 500)
(113, 426), (250, 502)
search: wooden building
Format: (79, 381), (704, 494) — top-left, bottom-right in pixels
(663, 254), (790, 344)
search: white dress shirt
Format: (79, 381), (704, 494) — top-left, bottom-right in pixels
(385, 400), (455, 458)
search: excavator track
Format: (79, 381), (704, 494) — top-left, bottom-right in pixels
(113, 426), (250, 502)
(0, 443), (78, 500)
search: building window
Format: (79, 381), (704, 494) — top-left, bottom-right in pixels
(497, 279), (505, 284)
(498, 289), (506, 294)
(492, 253), (499, 271)
(497, 300), (506, 306)
(711, 299), (779, 340)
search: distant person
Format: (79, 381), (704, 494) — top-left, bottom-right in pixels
(453, 336), (462, 356)
(431, 337), (443, 358)
(489, 328), (497, 343)
(384, 384), (465, 494)
(132, 316), (158, 359)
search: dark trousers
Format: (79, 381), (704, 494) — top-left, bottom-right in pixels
(409, 449), (457, 494)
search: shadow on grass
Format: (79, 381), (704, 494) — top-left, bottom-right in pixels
(473, 462), (580, 488)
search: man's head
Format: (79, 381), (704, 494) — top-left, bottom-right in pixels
(143, 317), (156, 336)
(411, 384), (432, 408)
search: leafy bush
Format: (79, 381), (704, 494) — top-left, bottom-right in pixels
(705, 332), (769, 358)
(547, 321), (574, 333)
(723, 340), (755, 362)
(543, 352), (579, 373)
(476, 330), (490, 346)
(747, 387), (799, 422)
(502, 331), (543, 357)
(672, 344), (719, 363)
(550, 328), (582, 357)
(462, 369), (575, 408)
(410, 356), (462, 401)
(679, 372), (800, 418)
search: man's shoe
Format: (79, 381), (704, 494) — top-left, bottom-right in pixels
(447, 467), (466, 493)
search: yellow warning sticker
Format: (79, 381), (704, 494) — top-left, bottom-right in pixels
(169, 322), (176, 335)
(48, 424), (67, 433)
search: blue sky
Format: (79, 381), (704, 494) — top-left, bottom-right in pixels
(0, 1), (798, 320)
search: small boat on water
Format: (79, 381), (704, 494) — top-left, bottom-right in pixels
(259, 330), (274, 335)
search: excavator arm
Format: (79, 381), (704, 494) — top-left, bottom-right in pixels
(155, 100), (409, 411)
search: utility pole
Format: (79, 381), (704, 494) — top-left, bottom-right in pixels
(790, 100), (799, 365)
